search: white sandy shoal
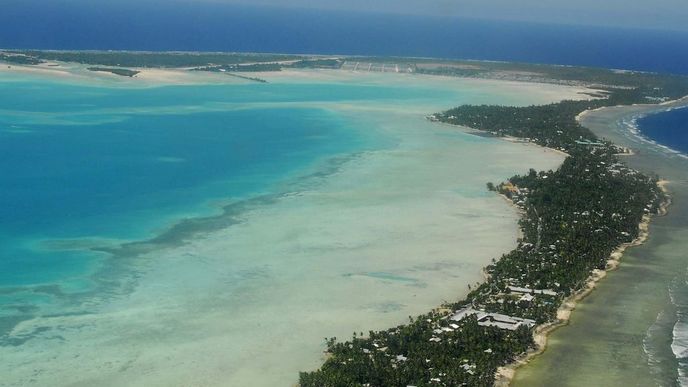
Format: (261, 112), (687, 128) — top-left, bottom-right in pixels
(255, 69), (596, 102)
(0, 63), (601, 100)
(0, 62), (245, 87)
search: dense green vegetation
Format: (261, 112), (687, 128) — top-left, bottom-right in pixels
(87, 67), (140, 77)
(0, 50), (345, 73)
(343, 56), (688, 101)
(300, 317), (533, 387)
(287, 59), (343, 69)
(2, 50), (303, 68)
(191, 58), (344, 72)
(435, 72), (688, 152)
(300, 75), (685, 386)
(3, 50), (686, 384)
(0, 53), (45, 65)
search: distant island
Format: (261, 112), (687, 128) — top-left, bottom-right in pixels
(0, 50), (341, 71)
(2, 50), (687, 386)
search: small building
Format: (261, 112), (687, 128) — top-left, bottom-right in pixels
(450, 308), (535, 331)
(507, 286), (558, 297)
(575, 139), (606, 147)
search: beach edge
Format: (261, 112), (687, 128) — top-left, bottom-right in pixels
(494, 179), (670, 386)
(493, 96), (688, 386)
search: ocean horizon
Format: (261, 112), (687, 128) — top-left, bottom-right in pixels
(2, 0), (688, 384)
(1, 2), (688, 75)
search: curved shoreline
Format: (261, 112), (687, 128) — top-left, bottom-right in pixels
(498, 96), (688, 386)
(302, 79), (679, 385)
(495, 180), (671, 386)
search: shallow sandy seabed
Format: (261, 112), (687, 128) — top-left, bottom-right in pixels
(0, 65), (594, 386)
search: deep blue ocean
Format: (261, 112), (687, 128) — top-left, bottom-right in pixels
(1, 2), (687, 75)
(637, 108), (688, 155)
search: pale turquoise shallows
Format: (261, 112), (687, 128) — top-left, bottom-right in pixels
(0, 69), (585, 386)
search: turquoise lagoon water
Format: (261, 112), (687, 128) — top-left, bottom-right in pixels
(0, 70), (579, 385)
(1, 72), (495, 335)
(1, 76), (411, 329)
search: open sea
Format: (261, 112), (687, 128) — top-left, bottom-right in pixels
(1, 2), (688, 75)
(2, 2), (688, 385)
(637, 107), (688, 156)
(636, 107), (688, 385)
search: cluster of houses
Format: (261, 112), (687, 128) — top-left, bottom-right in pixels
(449, 308), (536, 331)
(431, 285), (558, 335)
(574, 139), (606, 147)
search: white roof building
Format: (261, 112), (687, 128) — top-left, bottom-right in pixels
(450, 308), (536, 331)
(507, 286), (558, 297)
